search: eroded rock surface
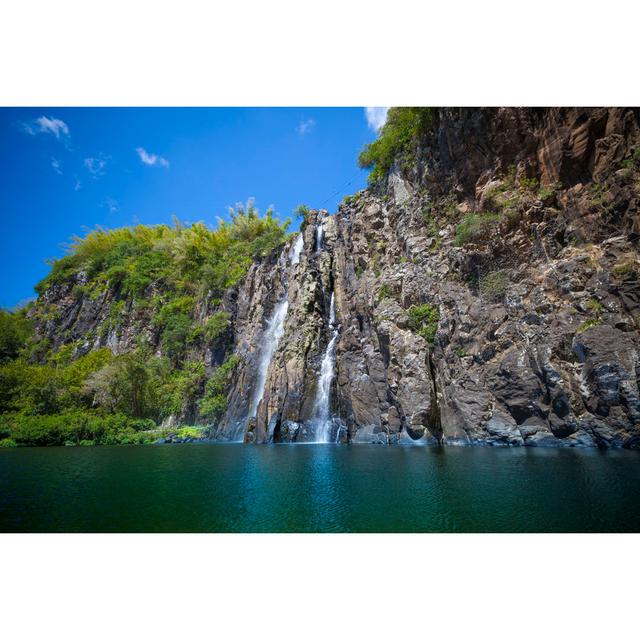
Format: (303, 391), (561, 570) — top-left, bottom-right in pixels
(30, 108), (640, 447)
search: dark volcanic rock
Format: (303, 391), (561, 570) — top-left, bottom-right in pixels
(29, 108), (640, 448)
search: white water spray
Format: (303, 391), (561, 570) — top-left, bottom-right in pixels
(246, 298), (289, 424)
(239, 234), (304, 440)
(290, 232), (304, 265)
(312, 292), (338, 443)
(316, 215), (324, 252)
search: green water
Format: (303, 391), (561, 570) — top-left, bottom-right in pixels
(1, 444), (639, 532)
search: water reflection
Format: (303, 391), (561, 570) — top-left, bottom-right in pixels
(1, 444), (639, 532)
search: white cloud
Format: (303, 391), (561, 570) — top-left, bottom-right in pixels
(296, 119), (315, 135)
(136, 147), (169, 167)
(364, 107), (389, 132)
(51, 157), (63, 175)
(102, 197), (119, 214)
(73, 177), (81, 191)
(84, 154), (109, 177)
(23, 116), (70, 139)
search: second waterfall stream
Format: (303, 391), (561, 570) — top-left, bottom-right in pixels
(312, 292), (339, 443)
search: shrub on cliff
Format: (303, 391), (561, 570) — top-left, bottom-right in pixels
(407, 303), (440, 345)
(479, 271), (509, 301)
(454, 213), (501, 246)
(294, 204), (311, 231)
(198, 354), (241, 422)
(358, 107), (440, 183)
(204, 311), (231, 343)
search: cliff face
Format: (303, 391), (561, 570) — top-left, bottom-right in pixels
(30, 108), (640, 447)
(220, 107), (640, 447)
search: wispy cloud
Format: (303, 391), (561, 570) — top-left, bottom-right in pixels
(73, 177), (81, 191)
(51, 157), (63, 175)
(101, 197), (119, 214)
(22, 116), (70, 139)
(296, 119), (315, 135)
(136, 147), (169, 167)
(364, 107), (389, 132)
(84, 154), (109, 178)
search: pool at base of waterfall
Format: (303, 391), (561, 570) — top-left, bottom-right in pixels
(1, 444), (639, 532)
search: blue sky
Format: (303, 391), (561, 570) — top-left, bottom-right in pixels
(0, 107), (388, 308)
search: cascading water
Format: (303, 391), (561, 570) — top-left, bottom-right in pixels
(290, 232), (304, 265)
(312, 292), (339, 443)
(245, 298), (289, 424)
(238, 232), (304, 440)
(316, 214), (324, 252)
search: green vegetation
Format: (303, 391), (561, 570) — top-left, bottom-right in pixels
(479, 270), (509, 301)
(204, 311), (231, 343)
(476, 168), (557, 234)
(454, 213), (502, 246)
(577, 298), (604, 334)
(613, 260), (637, 277)
(537, 182), (560, 201)
(36, 201), (289, 300)
(619, 148), (640, 180)
(358, 108), (440, 183)
(294, 203), (311, 230)
(577, 318), (602, 333)
(175, 426), (207, 440)
(294, 203), (310, 218)
(341, 192), (363, 208)
(0, 203), (288, 447)
(377, 284), (392, 302)
(585, 298), (604, 314)
(198, 355), (241, 421)
(0, 309), (32, 364)
(407, 303), (440, 344)
(0, 327), (246, 446)
(590, 182), (614, 217)
(519, 176), (539, 191)
(0, 411), (157, 447)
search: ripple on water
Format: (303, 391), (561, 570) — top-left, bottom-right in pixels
(0, 444), (639, 532)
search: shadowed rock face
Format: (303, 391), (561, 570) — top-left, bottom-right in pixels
(223, 108), (640, 447)
(31, 108), (640, 447)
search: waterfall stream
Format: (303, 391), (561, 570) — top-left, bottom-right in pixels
(238, 232), (304, 440)
(312, 292), (338, 443)
(316, 214), (324, 252)
(245, 298), (289, 426)
(290, 232), (304, 265)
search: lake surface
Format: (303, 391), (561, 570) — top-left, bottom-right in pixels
(1, 444), (639, 532)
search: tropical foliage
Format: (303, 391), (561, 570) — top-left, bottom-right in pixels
(358, 107), (440, 183)
(0, 202), (287, 446)
(36, 200), (289, 299)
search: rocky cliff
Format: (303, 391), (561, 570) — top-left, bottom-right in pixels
(27, 108), (640, 448)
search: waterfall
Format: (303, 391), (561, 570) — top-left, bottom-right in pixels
(316, 215), (324, 252)
(312, 292), (338, 443)
(290, 232), (304, 265)
(239, 233), (304, 440)
(246, 298), (289, 423)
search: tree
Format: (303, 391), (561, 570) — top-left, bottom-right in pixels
(0, 310), (32, 363)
